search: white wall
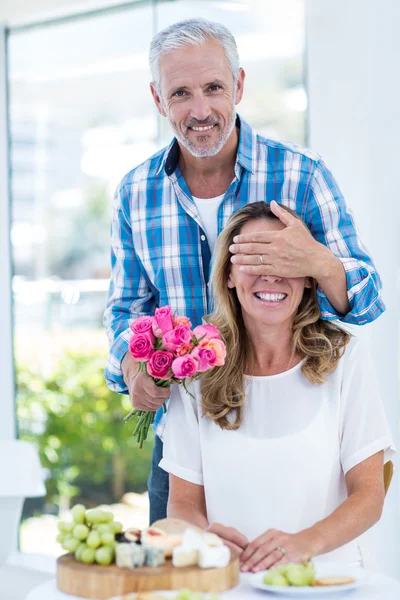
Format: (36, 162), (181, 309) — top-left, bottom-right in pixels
(306, 0), (400, 580)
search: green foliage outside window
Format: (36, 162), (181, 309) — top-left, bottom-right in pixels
(17, 350), (153, 512)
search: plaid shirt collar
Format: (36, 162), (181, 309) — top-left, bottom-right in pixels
(156, 114), (256, 176)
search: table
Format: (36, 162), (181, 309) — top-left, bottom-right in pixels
(25, 568), (400, 600)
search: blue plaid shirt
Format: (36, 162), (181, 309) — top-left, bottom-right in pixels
(104, 115), (385, 437)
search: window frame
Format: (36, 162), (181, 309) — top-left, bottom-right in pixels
(0, 23), (16, 443)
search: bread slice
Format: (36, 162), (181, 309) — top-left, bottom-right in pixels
(313, 576), (355, 586)
(152, 517), (203, 535)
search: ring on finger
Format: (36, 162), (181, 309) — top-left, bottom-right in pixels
(274, 546), (286, 558)
(259, 254), (264, 264)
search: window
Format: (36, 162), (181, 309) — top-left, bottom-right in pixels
(8, 0), (305, 557)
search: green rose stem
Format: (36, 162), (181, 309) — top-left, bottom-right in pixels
(124, 371), (170, 448)
(124, 362), (195, 448)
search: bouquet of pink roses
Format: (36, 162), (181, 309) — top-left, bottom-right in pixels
(124, 306), (226, 447)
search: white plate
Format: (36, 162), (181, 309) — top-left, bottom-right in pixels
(250, 561), (367, 596)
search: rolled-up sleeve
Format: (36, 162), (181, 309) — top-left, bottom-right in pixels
(103, 183), (155, 393)
(306, 160), (385, 325)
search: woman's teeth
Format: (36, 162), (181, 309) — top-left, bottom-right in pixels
(255, 292), (287, 302)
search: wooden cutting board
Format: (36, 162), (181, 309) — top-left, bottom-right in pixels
(56, 551), (239, 599)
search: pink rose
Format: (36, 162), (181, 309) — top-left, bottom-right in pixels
(176, 343), (194, 356)
(154, 306), (174, 335)
(152, 319), (163, 338)
(171, 355), (199, 379)
(198, 339), (226, 366)
(193, 324), (221, 342)
(147, 350), (174, 380)
(130, 316), (155, 342)
(129, 334), (154, 361)
(162, 325), (192, 353)
(173, 315), (193, 329)
(190, 346), (218, 372)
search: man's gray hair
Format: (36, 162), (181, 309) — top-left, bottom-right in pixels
(149, 18), (240, 90)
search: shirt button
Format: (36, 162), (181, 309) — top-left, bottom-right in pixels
(201, 235), (206, 241)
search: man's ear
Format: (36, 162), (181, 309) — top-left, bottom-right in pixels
(150, 82), (167, 117)
(234, 68), (245, 105)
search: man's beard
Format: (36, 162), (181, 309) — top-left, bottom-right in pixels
(167, 103), (237, 158)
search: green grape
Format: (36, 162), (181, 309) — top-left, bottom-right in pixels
(285, 563), (315, 587)
(110, 521), (123, 534)
(72, 504), (86, 524)
(100, 532), (115, 546)
(86, 531), (101, 549)
(73, 524), (90, 541)
(62, 521), (74, 534)
(85, 509), (103, 525)
(99, 511), (114, 524)
(81, 548), (96, 564)
(63, 537), (80, 553)
(95, 546), (114, 566)
(263, 571), (288, 586)
(97, 524), (113, 535)
(57, 521), (67, 533)
(56, 533), (65, 544)
(75, 543), (87, 562)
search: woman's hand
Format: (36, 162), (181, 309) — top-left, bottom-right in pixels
(240, 529), (318, 573)
(206, 522), (249, 557)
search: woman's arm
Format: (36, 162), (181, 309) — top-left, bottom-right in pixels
(304, 450), (385, 555)
(167, 473), (209, 529)
(168, 474), (249, 555)
(240, 451), (385, 572)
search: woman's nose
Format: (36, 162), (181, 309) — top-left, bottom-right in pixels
(260, 274), (283, 283)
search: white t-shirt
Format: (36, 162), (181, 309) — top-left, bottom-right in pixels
(192, 194), (225, 253)
(160, 337), (395, 567)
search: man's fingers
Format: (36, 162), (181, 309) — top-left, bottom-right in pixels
(231, 232), (276, 246)
(230, 242), (274, 256)
(270, 200), (297, 227)
(231, 254), (274, 267)
(139, 373), (170, 399)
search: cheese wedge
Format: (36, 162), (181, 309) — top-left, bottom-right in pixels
(198, 544), (230, 569)
(172, 545), (199, 567)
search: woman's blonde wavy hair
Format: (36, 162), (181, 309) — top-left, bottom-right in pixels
(201, 201), (351, 430)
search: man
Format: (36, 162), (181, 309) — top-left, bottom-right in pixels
(104, 18), (384, 528)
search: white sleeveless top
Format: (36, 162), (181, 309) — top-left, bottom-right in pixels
(160, 337), (395, 567)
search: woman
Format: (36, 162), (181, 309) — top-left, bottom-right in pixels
(160, 202), (395, 573)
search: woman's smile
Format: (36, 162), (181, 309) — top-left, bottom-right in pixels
(253, 290), (288, 307)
